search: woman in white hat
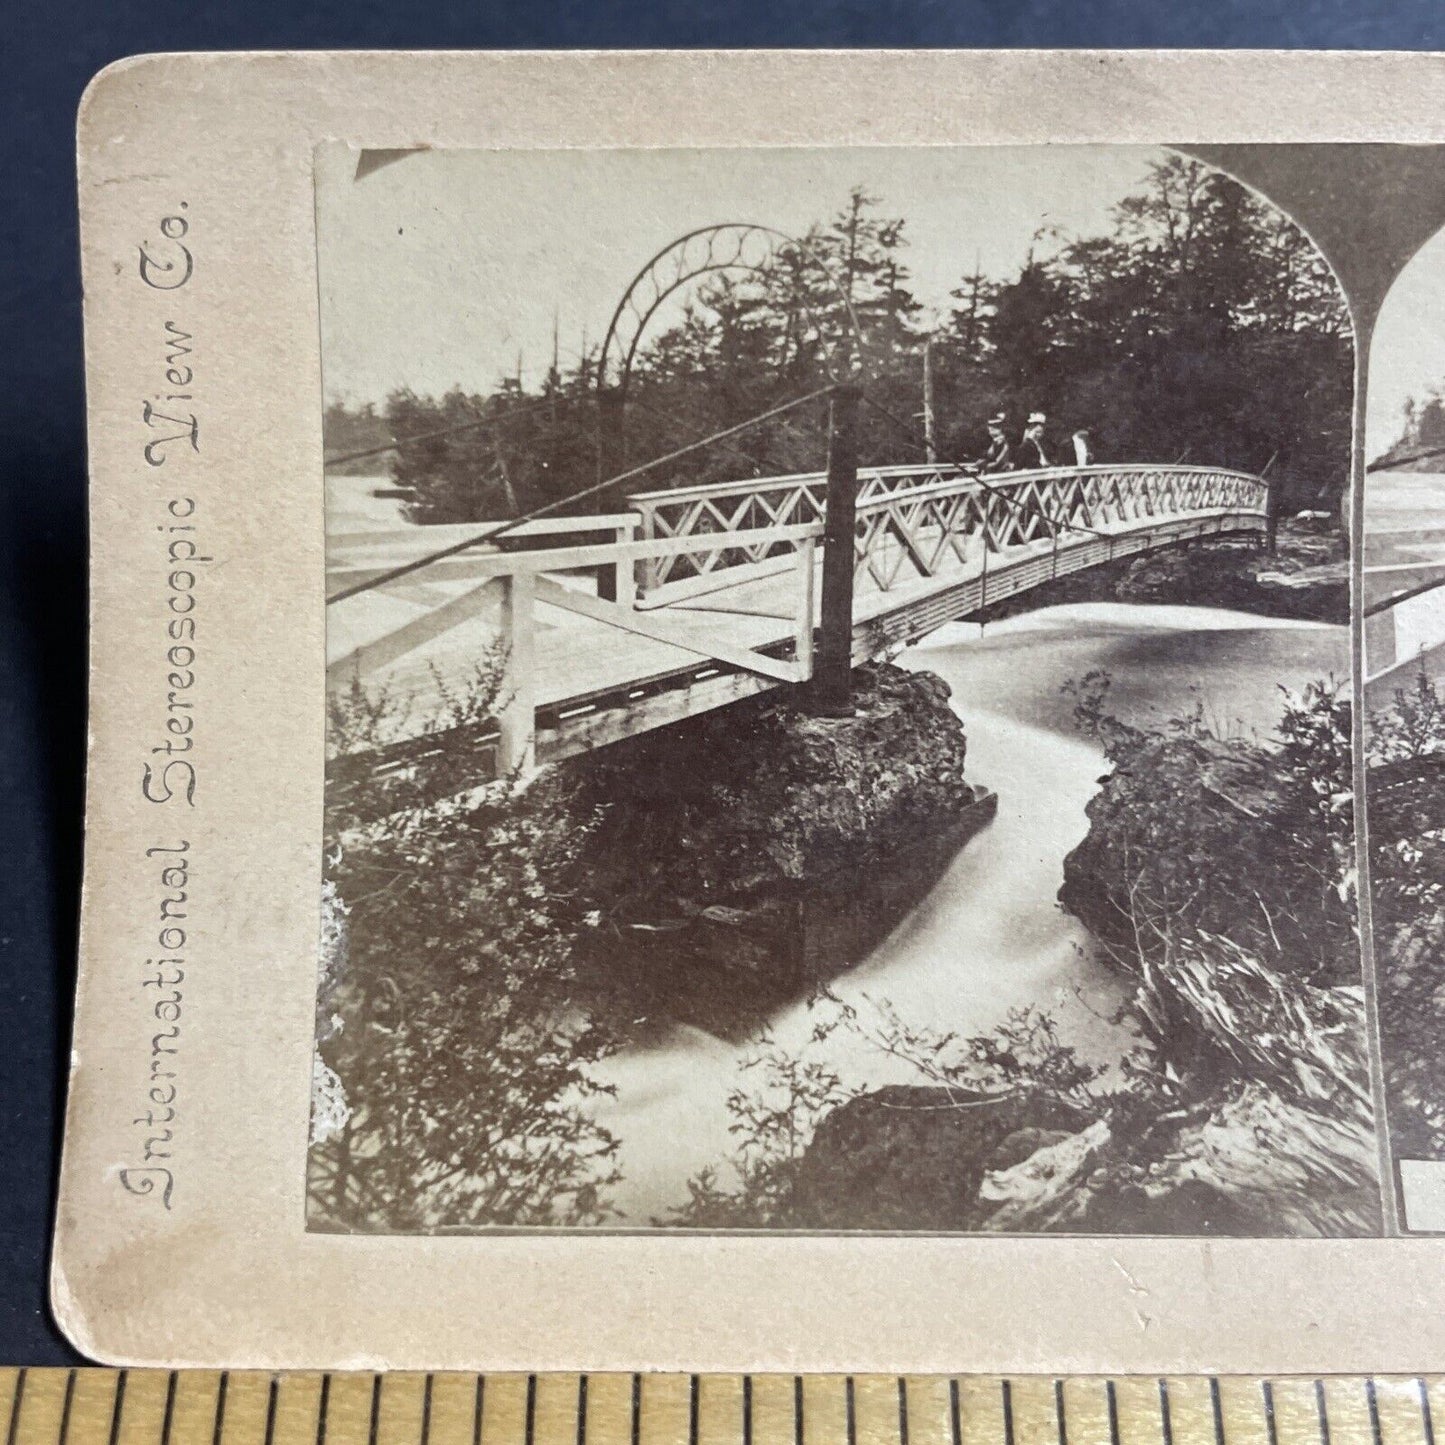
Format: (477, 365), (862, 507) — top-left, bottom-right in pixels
(978, 412), (1012, 472)
(1017, 411), (1050, 469)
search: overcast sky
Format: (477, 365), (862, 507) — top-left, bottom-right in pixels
(1368, 223), (1445, 454)
(315, 142), (1161, 405)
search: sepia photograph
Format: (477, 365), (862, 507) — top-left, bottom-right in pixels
(309, 142), (1370, 1237)
(1362, 226), (1445, 1231)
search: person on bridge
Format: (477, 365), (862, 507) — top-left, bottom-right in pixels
(976, 413), (1012, 472)
(1017, 412), (1050, 469)
(1072, 427), (1093, 467)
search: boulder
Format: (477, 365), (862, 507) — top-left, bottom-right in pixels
(787, 1083), (1088, 1231)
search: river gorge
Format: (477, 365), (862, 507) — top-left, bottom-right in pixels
(589, 600), (1349, 1225)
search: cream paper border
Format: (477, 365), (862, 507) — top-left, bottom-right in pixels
(55, 48), (1445, 1372)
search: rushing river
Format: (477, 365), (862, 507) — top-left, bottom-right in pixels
(589, 602), (1348, 1225)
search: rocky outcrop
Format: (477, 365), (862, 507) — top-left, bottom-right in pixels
(784, 1084), (1087, 1232)
(979, 515), (1346, 625)
(1058, 730), (1287, 966)
(1057, 689), (1358, 992)
(1115, 517), (1346, 622)
(560, 664), (996, 1034)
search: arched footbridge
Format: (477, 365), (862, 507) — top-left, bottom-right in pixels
(325, 450), (1272, 799)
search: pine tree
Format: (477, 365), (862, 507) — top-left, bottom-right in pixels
(332, 167), (1352, 523)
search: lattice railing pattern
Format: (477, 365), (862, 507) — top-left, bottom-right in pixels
(626, 465), (964, 593)
(628, 464), (1268, 596)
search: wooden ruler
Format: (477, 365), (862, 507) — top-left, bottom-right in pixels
(0, 1373), (1439, 1445)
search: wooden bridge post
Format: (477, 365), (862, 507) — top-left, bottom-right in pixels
(497, 570), (537, 774)
(595, 387), (627, 600)
(599, 517), (638, 606)
(1264, 473), (1281, 554)
(813, 384), (860, 715)
(793, 536), (817, 679)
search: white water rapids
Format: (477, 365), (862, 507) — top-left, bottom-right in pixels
(588, 602), (1348, 1225)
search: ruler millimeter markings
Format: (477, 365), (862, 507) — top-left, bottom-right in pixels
(0, 1374), (1440, 1445)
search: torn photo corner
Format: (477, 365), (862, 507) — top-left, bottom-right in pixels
(55, 47), (1445, 1371)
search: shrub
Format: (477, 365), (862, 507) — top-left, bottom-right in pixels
(309, 662), (618, 1231)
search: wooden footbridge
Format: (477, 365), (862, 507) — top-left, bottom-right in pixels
(1362, 459), (1445, 703)
(326, 401), (1272, 795)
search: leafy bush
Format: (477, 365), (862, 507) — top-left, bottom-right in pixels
(1369, 668), (1445, 1158)
(309, 661), (619, 1231)
(663, 997), (1102, 1230)
(664, 1009), (859, 1229)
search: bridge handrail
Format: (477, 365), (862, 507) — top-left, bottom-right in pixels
(852, 463), (1268, 516)
(328, 522), (824, 594)
(626, 461), (1267, 508)
(327, 513), (641, 555)
(626, 463), (967, 508)
(625, 462), (1268, 596)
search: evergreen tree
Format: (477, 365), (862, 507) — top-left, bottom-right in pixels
(326, 163), (1352, 524)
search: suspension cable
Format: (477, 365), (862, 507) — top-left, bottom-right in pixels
(326, 385), (836, 605)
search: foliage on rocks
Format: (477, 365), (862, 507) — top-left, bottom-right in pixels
(1043, 673), (1375, 1234)
(665, 1002), (1097, 1231)
(312, 659), (988, 1228)
(1368, 668), (1445, 1159)
(1060, 670), (1357, 988)
(665, 678), (1380, 1236)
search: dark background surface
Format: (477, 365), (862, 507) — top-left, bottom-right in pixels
(6, 0), (1445, 1368)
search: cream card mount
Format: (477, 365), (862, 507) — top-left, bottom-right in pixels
(56, 48), (1445, 1371)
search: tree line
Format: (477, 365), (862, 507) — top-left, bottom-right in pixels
(1378, 387), (1445, 467)
(324, 155), (1353, 524)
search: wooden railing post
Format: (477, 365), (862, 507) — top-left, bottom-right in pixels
(631, 501), (660, 598)
(497, 570), (536, 774)
(794, 536), (817, 680)
(1264, 474), (1281, 554)
(616, 518), (639, 608)
(599, 517), (638, 605)
(813, 385), (860, 715)
(597, 384), (625, 484)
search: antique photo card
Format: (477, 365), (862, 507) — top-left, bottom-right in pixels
(313, 141), (1360, 1237)
(54, 49), (1445, 1371)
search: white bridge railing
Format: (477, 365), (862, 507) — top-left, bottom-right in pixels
(328, 522), (823, 774)
(627, 463), (1269, 601)
(1364, 579), (1445, 691)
